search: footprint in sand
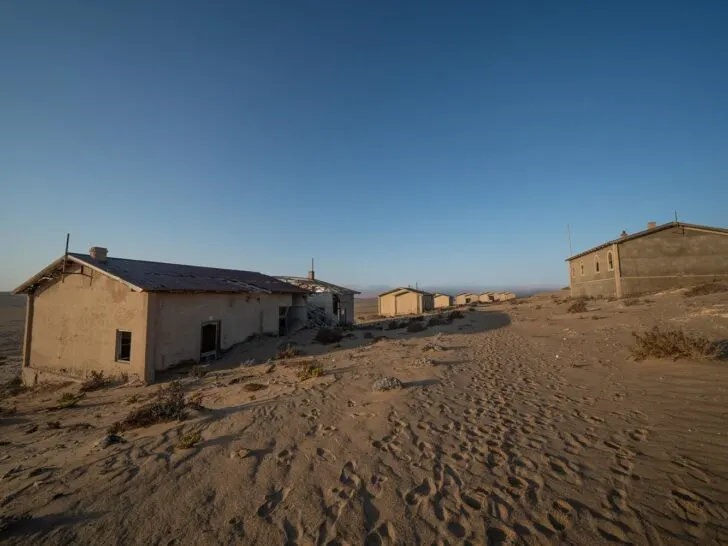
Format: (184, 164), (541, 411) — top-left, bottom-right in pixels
(257, 487), (289, 519)
(629, 428), (649, 442)
(316, 447), (336, 463)
(405, 478), (433, 507)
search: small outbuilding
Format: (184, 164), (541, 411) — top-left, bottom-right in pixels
(567, 221), (728, 298)
(478, 292), (495, 303)
(13, 247), (309, 385)
(433, 293), (453, 308)
(378, 287), (434, 316)
(455, 293), (479, 306)
(494, 292), (516, 301)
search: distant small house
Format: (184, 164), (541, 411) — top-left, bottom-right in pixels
(433, 293), (453, 308)
(566, 221), (728, 298)
(277, 268), (360, 325)
(455, 293), (479, 306)
(478, 292), (495, 303)
(494, 292), (516, 301)
(378, 288), (434, 316)
(13, 247), (308, 385)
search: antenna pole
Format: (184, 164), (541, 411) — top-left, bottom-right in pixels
(61, 233), (70, 283)
(567, 224), (573, 257)
(674, 210), (678, 223)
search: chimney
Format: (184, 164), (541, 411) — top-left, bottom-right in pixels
(308, 258), (315, 280)
(647, 221), (657, 229)
(620, 230), (628, 238)
(89, 246), (108, 262)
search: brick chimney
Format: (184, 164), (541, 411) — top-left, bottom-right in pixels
(89, 246), (108, 262)
(647, 221), (657, 229)
(308, 258), (315, 280)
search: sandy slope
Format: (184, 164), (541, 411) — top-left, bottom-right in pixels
(1, 290), (728, 545)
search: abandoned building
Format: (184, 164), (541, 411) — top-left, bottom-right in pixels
(455, 293), (479, 306)
(478, 292), (495, 303)
(277, 265), (359, 326)
(494, 292), (516, 301)
(567, 222), (728, 298)
(378, 287), (434, 316)
(433, 293), (453, 308)
(13, 247), (309, 384)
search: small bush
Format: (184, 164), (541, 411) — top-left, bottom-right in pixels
(607, 296), (617, 302)
(276, 345), (304, 359)
(567, 300), (588, 313)
(188, 391), (204, 408)
(631, 327), (720, 361)
(109, 381), (188, 433)
(622, 298), (641, 307)
(0, 376), (26, 397)
(684, 283), (728, 297)
(189, 365), (207, 378)
(46, 420), (61, 429)
(125, 394), (140, 405)
(56, 392), (85, 408)
(362, 331), (374, 339)
(386, 320), (402, 330)
(80, 371), (111, 392)
(242, 383), (267, 392)
(298, 364), (324, 381)
(407, 321), (426, 333)
(448, 310), (464, 320)
(176, 431), (201, 449)
(314, 328), (343, 345)
(427, 316), (445, 327)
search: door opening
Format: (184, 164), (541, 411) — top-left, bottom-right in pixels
(200, 321), (220, 362)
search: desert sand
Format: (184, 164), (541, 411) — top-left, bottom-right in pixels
(1, 289), (727, 544)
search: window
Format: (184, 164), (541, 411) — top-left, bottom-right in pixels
(608, 251), (614, 271)
(580, 262), (584, 276)
(116, 331), (132, 362)
(595, 255), (600, 273)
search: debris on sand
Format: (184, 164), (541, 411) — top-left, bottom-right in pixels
(422, 342), (445, 352)
(314, 328), (343, 345)
(372, 377), (404, 391)
(97, 434), (125, 448)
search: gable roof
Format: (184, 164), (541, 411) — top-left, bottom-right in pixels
(378, 287), (432, 297)
(566, 222), (728, 262)
(13, 253), (308, 295)
(275, 276), (360, 295)
(433, 293), (452, 298)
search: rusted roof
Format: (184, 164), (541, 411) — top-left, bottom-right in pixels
(378, 287), (433, 297)
(566, 222), (728, 262)
(13, 253), (308, 295)
(275, 276), (360, 295)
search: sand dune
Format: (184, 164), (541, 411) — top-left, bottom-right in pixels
(2, 290), (728, 544)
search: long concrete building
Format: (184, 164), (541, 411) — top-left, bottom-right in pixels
(13, 247), (309, 384)
(567, 222), (728, 298)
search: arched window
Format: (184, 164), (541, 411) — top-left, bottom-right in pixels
(595, 255), (600, 273)
(608, 251), (614, 271)
(580, 262), (584, 276)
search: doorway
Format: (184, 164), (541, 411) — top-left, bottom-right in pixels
(200, 321), (220, 362)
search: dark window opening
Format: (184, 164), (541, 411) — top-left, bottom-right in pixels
(279, 306), (289, 336)
(116, 331), (132, 362)
(595, 257), (600, 273)
(332, 294), (340, 316)
(608, 252), (614, 271)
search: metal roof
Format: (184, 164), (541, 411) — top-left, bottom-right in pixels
(13, 253), (308, 295)
(378, 287), (433, 297)
(566, 222), (728, 262)
(275, 276), (360, 295)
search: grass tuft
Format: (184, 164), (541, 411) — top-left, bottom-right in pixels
(56, 392), (85, 408)
(109, 381), (188, 433)
(631, 327), (721, 361)
(80, 371), (111, 392)
(298, 364), (324, 381)
(684, 282), (728, 297)
(622, 298), (641, 307)
(276, 344), (304, 359)
(176, 430), (201, 449)
(567, 300), (588, 313)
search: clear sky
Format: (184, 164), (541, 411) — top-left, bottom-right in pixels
(2, 1), (727, 292)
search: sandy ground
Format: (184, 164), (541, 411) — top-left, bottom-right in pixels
(2, 289), (728, 545)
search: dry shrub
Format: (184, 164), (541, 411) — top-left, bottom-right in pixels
(448, 310), (464, 320)
(371, 335), (389, 343)
(607, 296), (617, 302)
(125, 394), (140, 405)
(176, 431), (201, 449)
(1, 376), (26, 398)
(276, 345), (304, 359)
(407, 321), (426, 333)
(242, 383), (267, 392)
(109, 381), (188, 433)
(427, 316), (445, 327)
(314, 328), (343, 344)
(298, 364), (324, 381)
(386, 320), (403, 330)
(189, 365), (207, 378)
(622, 298), (641, 307)
(362, 331), (374, 339)
(567, 300), (588, 313)
(56, 392), (85, 408)
(684, 283), (728, 297)
(80, 371), (111, 392)
(631, 327), (720, 361)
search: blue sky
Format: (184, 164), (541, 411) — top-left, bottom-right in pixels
(2, 1), (727, 292)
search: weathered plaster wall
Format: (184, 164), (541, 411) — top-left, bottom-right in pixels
(568, 246), (618, 298)
(28, 266), (149, 381)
